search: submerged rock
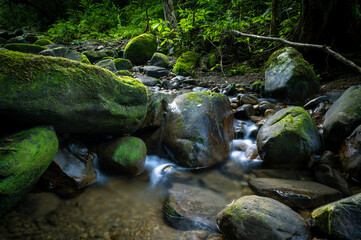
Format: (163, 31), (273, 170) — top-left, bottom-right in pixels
(173, 51), (200, 76)
(264, 47), (319, 103)
(0, 50), (148, 134)
(339, 125), (361, 181)
(257, 106), (321, 169)
(163, 183), (228, 232)
(123, 33), (157, 65)
(323, 85), (361, 148)
(97, 137), (147, 176)
(0, 126), (58, 216)
(163, 91), (234, 168)
(312, 193), (361, 240)
(248, 178), (342, 208)
(217, 195), (311, 240)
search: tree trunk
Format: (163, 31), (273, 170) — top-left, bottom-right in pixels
(162, 0), (177, 29)
(271, 0), (283, 35)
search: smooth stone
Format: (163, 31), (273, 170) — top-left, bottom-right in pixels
(234, 104), (255, 120)
(143, 66), (168, 78)
(248, 178), (342, 208)
(238, 94), (259, 105)
(135, 75), (159, 86)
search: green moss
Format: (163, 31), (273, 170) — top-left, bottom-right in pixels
(34, 38), (53, 46)
(312, 205), (335, 234)
(112, 137), (146, 166)
(123, 33), (157, 65)
(80, 53), (91, 64)
(3, 43), (47, 54)
(116, 70), (133, 76)
(150, 52), (170, 67)
(0, 126), (58, 216)
(114, 58), (133, 70)
(0, 49), (148, 134)
(185, 92), (203, 103)
(173, 51), (201, 76)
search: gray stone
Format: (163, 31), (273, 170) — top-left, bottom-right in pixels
(217, 195), (311, 240)
(249, 178), (342, 208)
(149, 52), (169, 68)
(234, 104), (255, 120)
(95, 58), (117, 72)
(238, 94), (259, 105)
(265, 47), (319, 103)
(143, 66), (168, 78)
(257, 107), (321, 169)
(312, 193), (361, 240)
(135, 75), (159, 86)
(323, 85), (361, 148)
(83, 49), (117, 63)
(7, 36), (26, 43)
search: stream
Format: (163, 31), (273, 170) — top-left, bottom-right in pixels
(0, 119), (261, 240)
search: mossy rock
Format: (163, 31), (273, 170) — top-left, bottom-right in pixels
(34, 38), (54, 46)
(3, 43), (48, 54)
(163, 91), (234, 168)
(0, 50), (148, 134)
(123, 33), (157, 65)
(149, 52), (170, 68)
(114, 58), (133, 70)
(116, 70), (133, 77)
(312, 193), (361, 239)
(257, 106), (321, 169)
(0, 126), (59, 216)
(173, 51), (200, 76)
(83, 49), (118, 63)
(97, 136), (147, 176)
(264, 47), (319, 103)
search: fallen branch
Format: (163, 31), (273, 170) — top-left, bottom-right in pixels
(231, 30), (361, 75)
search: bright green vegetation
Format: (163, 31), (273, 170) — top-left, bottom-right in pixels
(34, 38), (53, 46)
(112, 137), (146, 167)
(116, 70), (132, 76)
(173, 51), (200, 76)
(0, 126), (59, 216)
(123, 33), (157, 65)
(114, 58), (133, 70)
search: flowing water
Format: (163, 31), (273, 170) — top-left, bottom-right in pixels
(0, 121), (262, 240)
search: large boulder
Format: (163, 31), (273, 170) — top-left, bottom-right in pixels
(339, 125), (361, 181)
(163, 91), (234, 168)
(0, 50), (148, 134)
(123, 33), (157, 65)
(312, 193), (361, 240)
(217, 195), (311, 240)
(249, 178), (342, 208)
(264, 47), (319, 103)
(257, 106), (321, 169)
(0, 126), (59, 216)
(323, 85), (361, 148)
(3, 43), (47, 54)
(173, 51), (200, 76)
(97, 137), (147, 176)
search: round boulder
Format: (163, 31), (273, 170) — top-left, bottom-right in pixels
(123, 33), (157, 65)
(257, 106), (321, 169)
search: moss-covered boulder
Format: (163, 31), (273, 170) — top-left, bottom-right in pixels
(257, 106), (321, 169)
(264, 47), (319, 103)
(95, 58), (117, 72)
(116, 70), (133, 77)
(114, 58), (133, 70)
(3, 43), (47, 54)
(83, 49), (118, 63)
(97, 137), (147, 176)
(34, 38), (53, 46)
(149, 52), (170, 68)
(0, 126), (59, 216)
(123, 33), (157, 65)
(312, 193), (361, 239)
(323, 85), (361, 149)
(173, 51), (200, 76)
(217, 195), (311, 240)
(163, 91), (234, 168)
(0, 50), (148, 134)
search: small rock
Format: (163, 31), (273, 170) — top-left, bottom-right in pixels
(135, 75), (158, 86)
(234, 104), (256, 120)
(238, 94), (259, 105)
(143, 66), (168, 78)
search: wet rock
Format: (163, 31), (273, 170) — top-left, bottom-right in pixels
(217, 195), (311, 240)
(312, 193), (361, 240)
(95, 58), (117, 72)
(0, 126), (58, 216)
(173, 51), (200, 76)
(264, 108), (276, 117)
(123, 33), (157, 65)
(97, 137), (147, 176)
(3, 43), (47, 54)
(41, 140), (97, 197)
(163, 183), (228, 232)
(257, 107), (321, 169)
(135, 75), (158, 86)
(258, 101), (274, 114)
(318, 150), (337, 166)
(248, 178), (342, 208)
(234, 104), (256, 120)
(238, 94), (259, 105)
(114, 58), (133, 70)
(161, 79), (174, 89)
(314, 164), (352, 197)
(0, 50), (148, 134)
(149, 52), (169, 68)
(251, 169), (314, 181)
(323, 85), (361, 148)
(163, 91), (234, 168)
(143, 66), (168, 78)
(140, 91), (171, 129)
(264, 47), (319, 103)
(303, 95), (328, 109)
(339, 125), (361, 181)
